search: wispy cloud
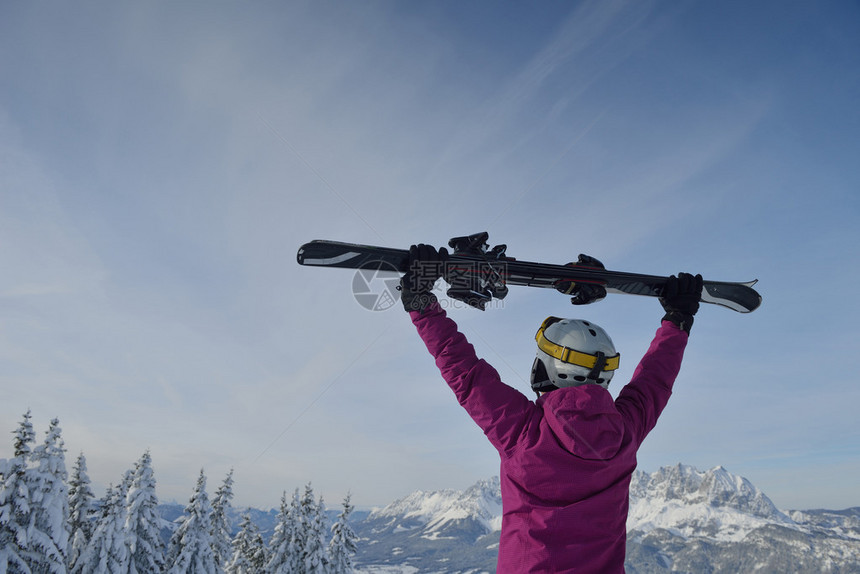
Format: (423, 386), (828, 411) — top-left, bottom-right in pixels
(1, 0), (858, 511)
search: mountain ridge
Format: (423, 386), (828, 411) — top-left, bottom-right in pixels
(350, 463), (860, 573)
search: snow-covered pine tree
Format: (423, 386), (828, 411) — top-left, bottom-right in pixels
(166, 469), (219, 574)
(28, 417), (70, 574)
(0, 410), (37, 574)
(73, 478), (130, 574)
(225, 514), (266, 574)
(124, 451), (165, 574)
(327, 493), (358, 574)
(264, 491), (298, 574)
(209, 470), (234, 570)
(67, 453), (95, 571)
(246, 518), (267, 572)
(300, 485), (327, 574)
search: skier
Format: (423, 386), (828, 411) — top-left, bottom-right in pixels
(400, 244), (703, 574)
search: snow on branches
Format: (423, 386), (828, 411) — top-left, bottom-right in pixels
(0, 411), (359, 574)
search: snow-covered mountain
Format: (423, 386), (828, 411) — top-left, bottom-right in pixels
(352, 464), (860, 574)
(367, 477), (502, 540)
(627, 463), (795, 542)
(355, 478), (502, 573)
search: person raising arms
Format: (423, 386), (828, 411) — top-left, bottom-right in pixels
(400, 244), (703, 573)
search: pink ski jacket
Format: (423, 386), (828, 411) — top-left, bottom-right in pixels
(410, 302), (689, 573)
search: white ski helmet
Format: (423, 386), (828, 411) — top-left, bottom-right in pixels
(530, 317), (620, 393)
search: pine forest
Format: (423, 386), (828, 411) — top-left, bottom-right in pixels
(0, 411), (359, 574)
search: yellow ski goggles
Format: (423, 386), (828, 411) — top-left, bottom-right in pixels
(535, 317), (620, 372)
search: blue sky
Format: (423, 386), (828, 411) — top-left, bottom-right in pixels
(1, 0), (858, 511)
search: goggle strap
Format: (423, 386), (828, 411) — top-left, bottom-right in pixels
(535, 321), (620, 372)
(586, 351), (607, 381)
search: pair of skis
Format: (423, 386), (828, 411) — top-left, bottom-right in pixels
(296, 232), (761, 313)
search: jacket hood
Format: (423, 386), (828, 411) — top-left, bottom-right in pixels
(538, 384), (624, 460)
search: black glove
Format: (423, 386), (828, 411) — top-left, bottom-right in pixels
(400, 244), (448, 313)
(660, 273), (704, 333)
(555, 254), (607, 305)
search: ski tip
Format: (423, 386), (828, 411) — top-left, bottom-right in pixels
(745, 280), (762, 313)
(701, 280), (762, 313)
(744, 287), (763, 313)
(736, 280), (761, 313)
